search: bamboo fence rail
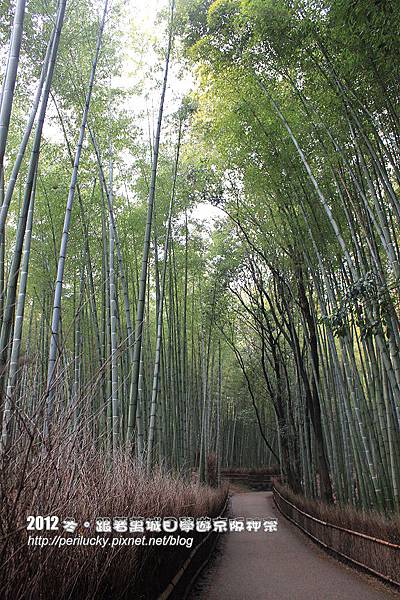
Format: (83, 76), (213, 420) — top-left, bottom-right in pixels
(273, 486), (400, 588)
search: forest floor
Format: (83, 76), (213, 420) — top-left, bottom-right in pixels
(189, 491), (399, 600)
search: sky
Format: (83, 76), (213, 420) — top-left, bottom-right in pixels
(115, 0), (224, 227)
(39, 0), (223, 227)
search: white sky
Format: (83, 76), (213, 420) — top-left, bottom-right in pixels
(114, 0), (192, 118)
(113, 0), (223, 226)
(38, 0), (223, 226)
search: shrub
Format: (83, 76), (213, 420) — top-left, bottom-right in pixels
(0, 429), (227, 600)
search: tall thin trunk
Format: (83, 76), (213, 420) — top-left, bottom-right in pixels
(0, 0), (66, 376)
(127, 0), (175, 442)
(46, 0), (109, 426)
(0, 0), (26, 172)
(1, 169), (36, 451)
(146, 117), (181, 472)
(108, 153), (119, 457)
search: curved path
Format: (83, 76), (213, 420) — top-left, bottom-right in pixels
(192, 491), (398, 600)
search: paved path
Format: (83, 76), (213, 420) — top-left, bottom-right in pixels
(192, 492), (398, 600)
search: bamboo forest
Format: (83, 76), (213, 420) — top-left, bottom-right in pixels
(1, 0), (400, 599)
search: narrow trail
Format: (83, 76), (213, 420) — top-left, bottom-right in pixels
(192, 492), (398, 600)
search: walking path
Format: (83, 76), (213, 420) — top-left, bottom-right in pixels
(193, 491), (398, 600)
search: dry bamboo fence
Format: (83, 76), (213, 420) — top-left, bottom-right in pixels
(273, 486), (400, 588)
(158, 494), (230, 599)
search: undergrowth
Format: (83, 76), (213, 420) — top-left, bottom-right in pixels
(0, 428), (227, 600)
